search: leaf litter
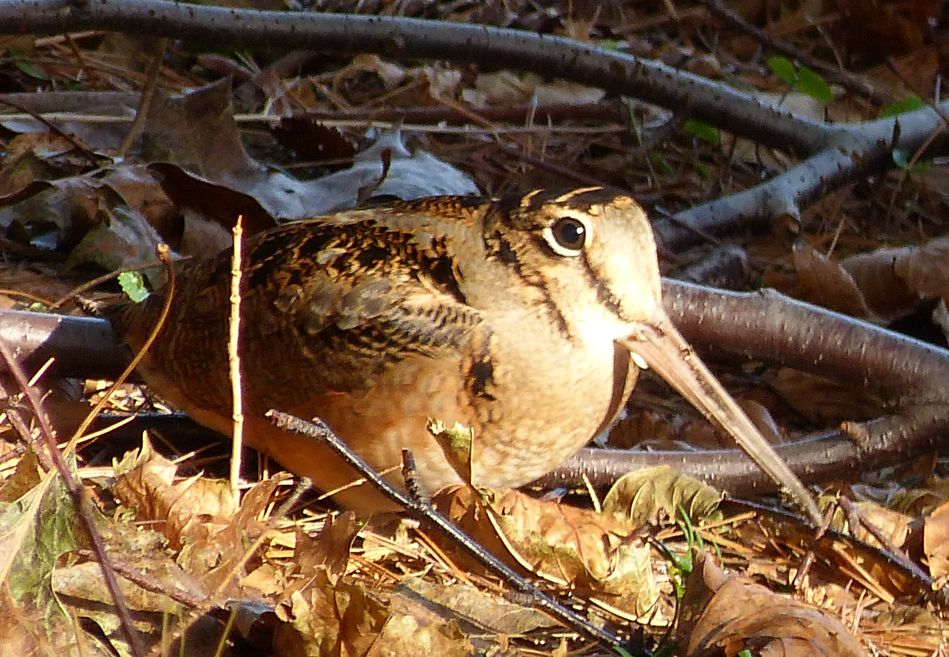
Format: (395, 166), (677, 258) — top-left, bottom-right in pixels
(0, 0), (947, 654)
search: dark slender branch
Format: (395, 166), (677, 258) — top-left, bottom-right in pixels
(0, 340), (147, 657)
(3, 0), (946, 244)
(699, 0), (889, 104)
(0, 0), (834, 152)
(543, 281), (949, 496)
(265, 410), (638, 652)
(655, 103), (949, 249)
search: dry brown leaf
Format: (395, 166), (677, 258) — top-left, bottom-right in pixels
(366, 612), (467, 657)
(112, 436), (237, 550)
(143, 81), (477, 225)
(839, 245), (918, 321)
(847, 502), (913, 551)
(677, 552), (868, 657)
(0, 132), (86, 198)
(112, 435), (283, 592)
(770, 368), (883, 424)
(294, 512), (360, 585)
(433, 487), (660, 620)
(739, 398), (786, 445)
(52, 561), (184, 614)
(794, 236), (949, 329)
(274, 570), (390, 657)
(101, 165), (178, 239)
(792, 242), (878, 319)
(888, 235), (949, 302)
(923, 500), (949, 580)
(399, 576), (557, 636)
(461, 70), (605, 106)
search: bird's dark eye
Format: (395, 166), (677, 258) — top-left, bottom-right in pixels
(549, 217), (586, 253)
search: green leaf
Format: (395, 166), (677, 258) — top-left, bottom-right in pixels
(118, 271), (149, 303)
(892, 148), (911, 169)
(891, 148), (931, 173)
(765, 55), (797, 85)
(649, 152), (674, 176)
(684, 119), (719, 145)
(795, 66), (833, 103)
(0, 460), (81, 614)
(596, 39), (625, 51)
(10, 50), (49, 81)
(879, 95), (926, 118)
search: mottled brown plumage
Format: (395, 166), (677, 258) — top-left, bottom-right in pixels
(110, 187), (817, 518)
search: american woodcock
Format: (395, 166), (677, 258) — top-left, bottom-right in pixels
(109, 187), (818, 519)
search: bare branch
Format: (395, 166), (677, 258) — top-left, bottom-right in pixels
(656, 104), (949, 248)
(2, 0), (946, 242)
(543, 281), (949, 495)
(5, 273), (947, 501)
(0, 0), (833, 152)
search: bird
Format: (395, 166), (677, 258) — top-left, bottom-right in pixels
(108, 187), (818, 520)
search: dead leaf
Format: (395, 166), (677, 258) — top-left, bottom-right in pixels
(603, 465), (723, 527)
(274, 571), (389, 657)
(398, 576), (556, 636)
(141, 82), (478, 223)
(842, 501), (913, 551)
(888, 235), (949, 302)
(294, 512), (360, 585)
(792, 241), (878, 320)
(112, 436), (236, 550)
(433, 487), (661, 620)
(677, 552), (868, 657)
(110, 436), (282, 590)
(770, 368), (883, 424)
(923, 500), (949, 580)
(461, 70), (605, 107)
(794, 235), (949, 328)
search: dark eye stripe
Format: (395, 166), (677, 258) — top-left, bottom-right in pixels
(485, 230), (573, 341)
(579, 251), (630, 322)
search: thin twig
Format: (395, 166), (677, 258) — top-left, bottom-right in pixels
(0, 345), (146, 657)
(0, 94), (99, 167)
(0, 0), (834, 152)
(265, 410), (639, 653)
(116, 37), (167, 159)
(228, 216), (245, 500)
(62, 244), (176, 456)
(699, 0), (888, 104)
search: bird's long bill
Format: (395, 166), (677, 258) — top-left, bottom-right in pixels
(620, 313), (821, 525)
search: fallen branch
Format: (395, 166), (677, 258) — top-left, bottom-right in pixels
(545, 281), (949, 495)
(0, 0), (833, 152)
(2, 0), (946, 245)
(265, 410), (639, 652)
(4, 279), (946, 498)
